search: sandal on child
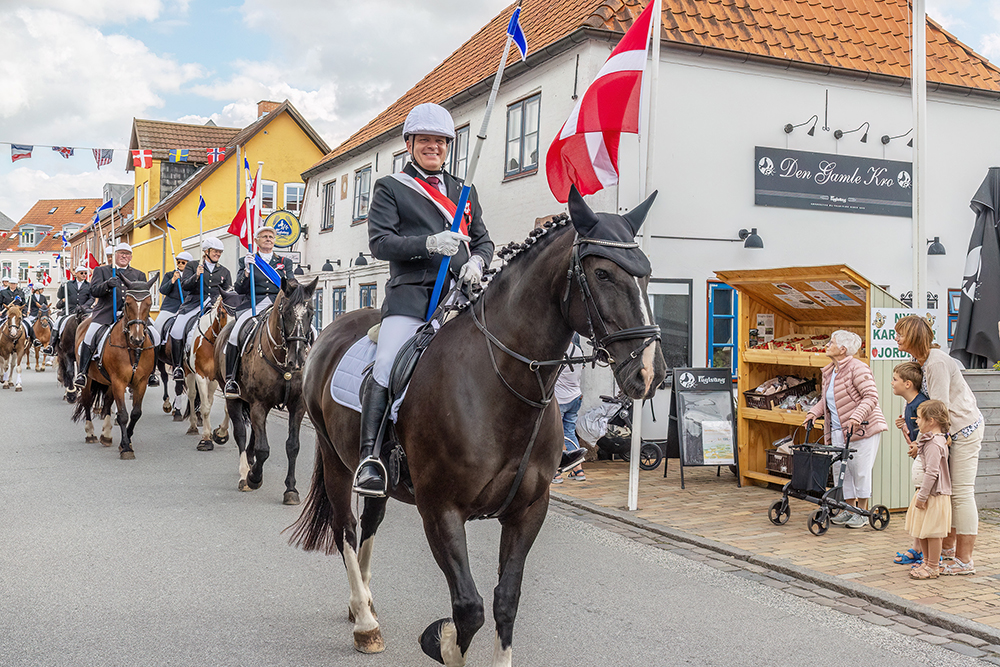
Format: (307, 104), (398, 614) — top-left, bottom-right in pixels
(894, 549), (922, 565)
(909, 564), (939, 580)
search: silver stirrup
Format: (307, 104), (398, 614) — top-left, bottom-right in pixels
(353, 456), (388, 497)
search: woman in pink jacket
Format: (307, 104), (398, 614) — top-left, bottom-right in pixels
(802, 330), (888, 529)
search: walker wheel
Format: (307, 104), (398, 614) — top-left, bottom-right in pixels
(768, 499), (790, 525)
(869, 505), (890, 531)
(808, 508), (830, 535)
(638, 443), (663, 471)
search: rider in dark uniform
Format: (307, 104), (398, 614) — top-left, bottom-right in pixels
(222, 226), (288, 397)
(168, 238), (232, 379)
(75, 244), (147, 386)
(47, 265), (92, 355)
(0, 278), (41, 347)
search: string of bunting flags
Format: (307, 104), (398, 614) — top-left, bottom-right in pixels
(3, 142), (227, 168)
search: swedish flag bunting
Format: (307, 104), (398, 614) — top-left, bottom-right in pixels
(168, 149), (189, 162)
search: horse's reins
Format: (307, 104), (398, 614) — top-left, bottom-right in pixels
(255, 300), (310, 410)
(471, 237), (661, 521)
(106, 291), (155, 386)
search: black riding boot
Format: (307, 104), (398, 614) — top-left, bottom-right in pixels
(26, 323), (40, 348)
(223, 343), (241, 398)
(171, 337), (184, 379)
(558, 448), (587, 473)
(43, 329), (58, 356)
(75, 342), (93, 387)
(354, 380), (390, 497)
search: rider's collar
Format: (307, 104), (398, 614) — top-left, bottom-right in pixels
(411, 163), (445, 179)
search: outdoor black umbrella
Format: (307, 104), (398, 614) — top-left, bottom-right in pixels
(952, 167), (1000, 369)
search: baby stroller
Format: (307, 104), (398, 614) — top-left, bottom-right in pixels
(594, 392), (664, 471)
(767, 422), (891, 536)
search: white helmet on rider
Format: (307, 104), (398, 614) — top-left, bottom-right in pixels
(114, 242), (132, 253)
(201, 237), (224, 253)
(402, 103), (456, 143)
(175, 251), (194, 262)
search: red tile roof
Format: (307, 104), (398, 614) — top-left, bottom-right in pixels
(128, 119), (242, 170)
(310, 0), (1000, 172)
(0, 199), (104, 252)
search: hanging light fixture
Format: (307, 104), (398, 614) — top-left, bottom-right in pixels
(834, 121), (869, 143)
(783, 114), (818, 136)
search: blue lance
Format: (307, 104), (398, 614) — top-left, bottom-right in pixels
(425, 2), (524, 321)
(110, 201), (118, 324)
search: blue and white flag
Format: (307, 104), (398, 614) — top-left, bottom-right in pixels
(197, 195), (206, 216)
(507, 7), (528, 61)
(248, 253), (281, 287)
(91, 199), (113, 226)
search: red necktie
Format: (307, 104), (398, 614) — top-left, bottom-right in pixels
(426, 175), (442, 193)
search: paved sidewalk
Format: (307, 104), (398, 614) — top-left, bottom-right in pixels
(551, 460), (1000, 641)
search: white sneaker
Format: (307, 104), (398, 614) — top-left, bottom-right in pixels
(845, 512), (868, 529)
(830, 510), (853, 525)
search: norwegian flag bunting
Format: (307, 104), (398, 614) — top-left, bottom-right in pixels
(52, 146), (75, 159)
(131, 149), (152, 169)
(11, 144), (32, 162)
(207, 147), (226, 163)
(545, 1), (655, 203)
(93, 148), (113, 169)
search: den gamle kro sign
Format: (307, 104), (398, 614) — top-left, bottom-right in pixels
(755, 147), (913, 217)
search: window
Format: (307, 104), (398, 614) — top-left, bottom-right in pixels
(142, 182), (149, 217)
(261, 181), (277, 214)
(1, 262), (10, 279)
(75, 206), (85, 214)
(450, 125), (470, 180)
(321, 181), (337, 231)
(353, 167), (372, 221)
(48, 207), (58, 214)
(392, 151), (410, 174)
(19, 227), (35, 247)
(505, 94), (540, 177)
(62, 223), (82, 236)
(359, 284), (377, 309)
(708, 282), (738, 379)
(284, 183), (305, 214)
(18, 262), (28, 281)
(313, 288), (324, 330)
(332, 287), (346, 320)
(647, 280), (692, 370)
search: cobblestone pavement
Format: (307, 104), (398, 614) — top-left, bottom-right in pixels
(549, 461), (1000, 663)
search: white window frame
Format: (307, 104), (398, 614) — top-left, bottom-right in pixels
(451, 125), (470, 180)
(261, 180), (277, 214)
(284, 183), (305, 214)
(19, 227), (35, 247)
(142, 182), (149, 217)
(1, 262), (10, 279)
(321, 181), (336, 231)
(18, 261), (29, 281)
(353, 167), (372, 221)
(504, 94), (541, 177)
(392, 151), (410, 174)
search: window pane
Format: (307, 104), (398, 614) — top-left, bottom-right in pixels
(285, 184), (304, 214)
(262, 183), (275, 211)
(506, 138), (521, 173)
(712, 319), (733, 345)
(649, 292), (690, 369)
(524, 132), (538, 169)
(524, 97), (539, 134)
(713, 289), (733, 315)
(322, 182), (336, 230)
(712, 348), (733, 371)
(507, 104), (522, 142)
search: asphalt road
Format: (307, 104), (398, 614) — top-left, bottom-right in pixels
(0, 370), (985, 666)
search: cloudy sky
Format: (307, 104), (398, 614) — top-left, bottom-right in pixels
(0, 0), (997, 221)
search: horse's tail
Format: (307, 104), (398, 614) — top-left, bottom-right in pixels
(286, 443), (340, 555)
(71, 383), (108, 422)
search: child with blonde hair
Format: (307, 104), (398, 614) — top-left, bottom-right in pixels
(905, 400), (953, 580)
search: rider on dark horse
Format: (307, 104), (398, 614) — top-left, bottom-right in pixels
(353, 102), (586, 497)
(46, 265), (92, 355)
(168, 238), (232, 380)
(0, 277), (41, 348)
(223, 226), (287, 398)
(75, 244), (148, 387)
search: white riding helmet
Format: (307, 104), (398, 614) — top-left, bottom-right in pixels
(105, 245), (114, 256)
(402, 103), (456, 142)
(114, 242), (132, 253)
(175, 251), (194, 262)
(74, 264), (89, 273)
(201, 237), (224, 252)
(255, 226), (276, 239)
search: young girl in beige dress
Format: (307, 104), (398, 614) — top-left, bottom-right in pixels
(905, 400), (953, 580)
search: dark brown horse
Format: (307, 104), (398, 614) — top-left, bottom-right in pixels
(31, 303), (52, 372)
(288, 190), (666, 665)
(56, 308), (88, 403)
(214, 277), (317, 503)
(72, 273), (159, 459)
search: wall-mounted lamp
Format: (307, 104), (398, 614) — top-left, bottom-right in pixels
(881, 128), (912, 147)
(834, 121), (869, 143)
(784, 114), (818, 136)
(351, 252), (372, 267)
(900, 291), (939, 309)
(321, 259), (341, 272)
(650, 228), (763, 249)
(293, 263), (311, 276)
(927, 237), (946, 256)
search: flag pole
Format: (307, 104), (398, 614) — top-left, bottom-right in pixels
(628, 0), (661, 513)
(199, 187), (205, 313)
(166, 213), (182, 304)
(912, 0), (927, 309)
(109, 199), (117, 324)
(425, 1), (521, 321)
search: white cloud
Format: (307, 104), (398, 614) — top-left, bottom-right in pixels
(981, 33), (1000, 60)
(0, 160), (130, 224)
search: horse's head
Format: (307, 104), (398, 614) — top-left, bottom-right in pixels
(120, 273), (158, 348)
(273, 276), (318, 372)
(212, 295), (229, 331)
(566, 187), (667, 400)
(5, 304), (22, 339)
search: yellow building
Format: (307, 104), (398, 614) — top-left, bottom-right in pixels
(120, 100), (330, 296)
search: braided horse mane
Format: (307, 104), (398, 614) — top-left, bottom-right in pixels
(480, 212), (572, 290)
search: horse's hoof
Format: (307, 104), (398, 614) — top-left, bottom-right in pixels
(353, 627), (385, 654)
(120, 450), (135, 460)
(212, 429), (229, 445)
(172, 410), (185, 422)
(14, 386), (21, 392)
(100, 436), (113, 447)
(197, 440), (214, 451)
(419, 618), (457, 665)
(238, 479), (252, 492)
(248, 477), (263, 490)
(283, 491), (300, 505)
(186, 426), (199, 435)
(162, 402), (171, 414)
(85, 436), (98, 444)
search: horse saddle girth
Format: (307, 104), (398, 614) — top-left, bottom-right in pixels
(387, 322), (437, 403)
(237, 307), (272, 353)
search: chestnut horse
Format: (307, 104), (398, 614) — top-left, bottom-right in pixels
(72, 273), (159, 459)
(0, 304), (29, 391)
(184, 295), (230, 451)
(214, 277), (317, 503)
(288, 190), (666, 666)
(31, 303), (53, 372)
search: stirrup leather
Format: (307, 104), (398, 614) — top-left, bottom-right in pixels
(353, 456), (388, 497)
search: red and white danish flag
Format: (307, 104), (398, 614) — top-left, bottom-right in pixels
(545, 1), (656, 203)
(131, 149), (153, 169)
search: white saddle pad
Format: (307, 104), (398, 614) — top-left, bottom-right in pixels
(331, 337), (376, 412)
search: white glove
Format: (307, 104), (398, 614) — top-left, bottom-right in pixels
(426, 230), (470, 257)
(458, 255), (485, 287)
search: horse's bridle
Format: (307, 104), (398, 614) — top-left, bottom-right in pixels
(256, 301), (313, 409)
(108, 291), (155, 385)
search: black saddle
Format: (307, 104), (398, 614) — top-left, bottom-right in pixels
(159, 315), (178, 347)
(237, 306), (272, 351)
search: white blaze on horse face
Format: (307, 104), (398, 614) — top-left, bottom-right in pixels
(633, 277), (656, 395)
(492, 632), (513, 667)
(343, 543), (379, 633)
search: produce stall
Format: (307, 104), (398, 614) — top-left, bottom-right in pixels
(715, 265), (911, 510)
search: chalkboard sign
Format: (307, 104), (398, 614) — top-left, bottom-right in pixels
(666, 368), (739, 488)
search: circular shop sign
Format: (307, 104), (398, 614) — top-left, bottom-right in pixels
(263, 210), (301, 248)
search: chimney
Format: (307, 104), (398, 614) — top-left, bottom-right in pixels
(257, 100), (281, 118)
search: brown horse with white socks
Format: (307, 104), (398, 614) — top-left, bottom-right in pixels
(288, 188), (666, 666)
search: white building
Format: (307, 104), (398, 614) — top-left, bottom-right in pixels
(298, 0), (1000, 425)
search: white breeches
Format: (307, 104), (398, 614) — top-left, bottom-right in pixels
(169, 309), (200, 341)
(373, 315), (423, 388)
(152, 308), (178, 339)
(227, 296), (273, 347)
